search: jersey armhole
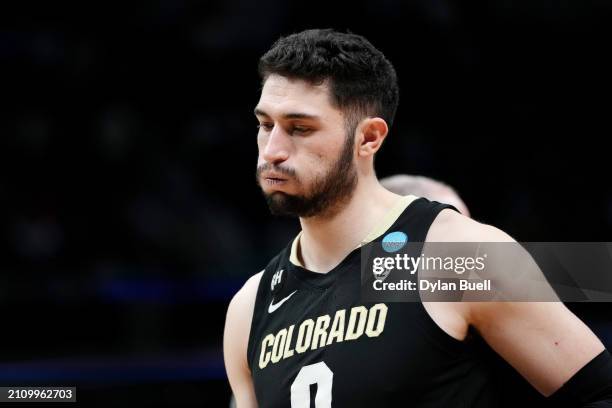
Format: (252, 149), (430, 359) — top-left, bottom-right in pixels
(415, 301), (468, 355)
(246, 269), (266, 373)
(414, 201), (466, 355)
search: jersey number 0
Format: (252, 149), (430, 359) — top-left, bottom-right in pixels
(290, 361), (333, 407)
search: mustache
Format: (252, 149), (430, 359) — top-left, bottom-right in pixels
(256, 163), (298, 179)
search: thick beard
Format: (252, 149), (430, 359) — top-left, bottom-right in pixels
(257, 134), (358, 218)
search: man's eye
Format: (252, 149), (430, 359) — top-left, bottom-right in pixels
(291, 126), (310, 135)
(257, 123), (273, 132)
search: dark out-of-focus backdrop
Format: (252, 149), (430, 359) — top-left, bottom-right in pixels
(1, 0), (611, 406)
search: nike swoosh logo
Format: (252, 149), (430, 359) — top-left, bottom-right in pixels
(268, 290), (298, 313)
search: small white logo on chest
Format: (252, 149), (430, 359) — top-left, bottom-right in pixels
(268, 290), (297, 313)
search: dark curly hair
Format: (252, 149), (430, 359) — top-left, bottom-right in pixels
(258, 29), (399, 134)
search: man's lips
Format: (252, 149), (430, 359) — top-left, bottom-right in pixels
(265, 178), (287, 185)
(261, 172), (288, 181)
(261, 172), (289, 186)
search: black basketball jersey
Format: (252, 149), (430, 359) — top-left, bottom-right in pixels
(247, 196), (499, 407)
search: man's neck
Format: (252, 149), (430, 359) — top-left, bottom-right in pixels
(297, 179), (402, 273)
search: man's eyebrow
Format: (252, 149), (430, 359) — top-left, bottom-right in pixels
(254, 108), (269, 117)
(254, 108), (319, 121)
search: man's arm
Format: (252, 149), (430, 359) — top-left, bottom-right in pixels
(223, 271), (263, 408)
(428, 210), (611, 404)
(472, 300), (604, 396)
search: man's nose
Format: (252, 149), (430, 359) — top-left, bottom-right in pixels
(262, 126), (290, 165)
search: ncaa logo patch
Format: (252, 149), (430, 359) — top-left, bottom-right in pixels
(382, 231), (408, 253)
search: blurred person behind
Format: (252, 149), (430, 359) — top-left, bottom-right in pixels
(380, 174), (470, 217)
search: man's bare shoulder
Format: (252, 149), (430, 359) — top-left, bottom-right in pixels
(224, 270), (264, 360)
(227, 271), (264, 319)
(224, 271), (264, 378)
(224, 271), (263, 406)
(422, 208), (517, 336)
(426, 208), (515, 243)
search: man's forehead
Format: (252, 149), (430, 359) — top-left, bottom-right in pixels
(255, 75), (336, 118)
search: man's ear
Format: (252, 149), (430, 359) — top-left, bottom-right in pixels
(356, 117), (389, 157)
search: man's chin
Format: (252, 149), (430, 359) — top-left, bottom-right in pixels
(264, 191), (310, 217)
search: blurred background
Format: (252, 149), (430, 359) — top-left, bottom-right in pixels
(1, 0), (611, 406)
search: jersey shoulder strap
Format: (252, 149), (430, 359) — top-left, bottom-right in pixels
(375, 196), (458, 244)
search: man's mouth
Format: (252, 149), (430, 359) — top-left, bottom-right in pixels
(265, 177), (287, 185)
(260, 170), (289, 185)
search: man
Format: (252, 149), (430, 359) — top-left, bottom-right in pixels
(380, 174), (470, 217)
(224, 29), (612, 407)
